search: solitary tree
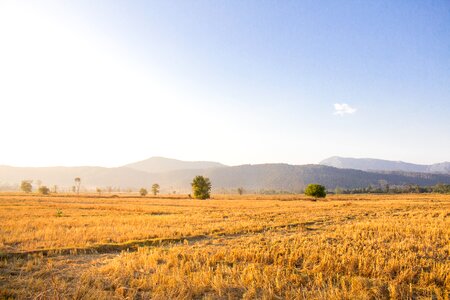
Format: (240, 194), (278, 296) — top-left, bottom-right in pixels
(305, 184), (326, 200)
(20, 180), (33, 193)
(38, 186), (50, 195)
(74, 177), (81, 195)
(191, 176), (212, 200)
(151, 183), (160, 196)
(96, 187), (102, 196)
(139, 188), (148, 196)
(237, 187), (244, 195)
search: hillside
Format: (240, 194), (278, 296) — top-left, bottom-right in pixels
(2, 162), (449, 193)
(156, 164), (450, 193)
(320, 156), (450, 174)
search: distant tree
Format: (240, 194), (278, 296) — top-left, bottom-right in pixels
(305, 184), (326, 200)
(413, 185), (421, 193)
(38, 186), (50, 195)
(378, 180), (388, 193)
(191, 176), (212, 200)
(35, 179), (42, 188)
(139, 188), (148, 196)
(237, 187), (244, 195)
(52, 185), (58, 193)
(96, 187), (102, 196)
(71, 186), (76, 193)
(151, 183), (160, 196)
(434, 183), (450, 194)
(20, 180), (33, 193)
(334, 187), (343, 195)
(74, 177), (81, 195)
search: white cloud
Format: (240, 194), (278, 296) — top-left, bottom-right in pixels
(333, 103), (357, 116)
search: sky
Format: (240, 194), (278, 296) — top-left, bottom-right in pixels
(0, 0), (449, 167)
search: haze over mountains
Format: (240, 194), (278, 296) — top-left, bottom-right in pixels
(124, 157), (226, 173)
(1, 156), (449, 193)
(320, 156), (450, 174)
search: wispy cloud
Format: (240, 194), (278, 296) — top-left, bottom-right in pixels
(333, 103), (357, 116)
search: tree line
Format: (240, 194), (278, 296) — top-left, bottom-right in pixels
(18, 175), (214, 199)
(18, 176), (450, 198)
(333, 183), (450, 194)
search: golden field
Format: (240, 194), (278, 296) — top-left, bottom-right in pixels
(0, 193), (449, 299)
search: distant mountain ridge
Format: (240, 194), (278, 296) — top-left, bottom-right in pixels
(123, 156), (226, 173)
(1, 156), (449, 193)
(320, 156), (450, 174)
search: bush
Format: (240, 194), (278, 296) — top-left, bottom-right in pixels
(38, 186), (50, 195)
(20, 180), (33, 193)
(305, 184), (326, 199)
(139, 188), (148, 196)
(191, 176), (212, 200)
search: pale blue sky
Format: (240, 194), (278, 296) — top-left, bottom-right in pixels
(0, 1), (449, 167)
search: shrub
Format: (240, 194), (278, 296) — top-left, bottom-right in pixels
(305, 184), (326, 199)
(20, 180), (33, 193)
(38, 186), (50, 195)
(139, 188), (148, 196)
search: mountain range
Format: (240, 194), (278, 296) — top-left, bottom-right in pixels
(320, 156), (450, 173)
(0, 156), (449, 193)
(123, 156), (226, 173)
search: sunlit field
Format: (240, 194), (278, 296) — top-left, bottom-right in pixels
(0, 193), (449, 299)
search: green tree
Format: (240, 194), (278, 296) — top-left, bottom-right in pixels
(139, 188), (148, 196)
(305, 184), (326, 200)
(38, 186), (50, 195)
(151, 183), (160, 196)
(20, 180), (33, 193)
(191, 176), (212, 200)
(434, 183), (450, 194)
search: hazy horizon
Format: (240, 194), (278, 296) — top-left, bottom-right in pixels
(0, 155), (449, 169)
(1, 1), (449, 167)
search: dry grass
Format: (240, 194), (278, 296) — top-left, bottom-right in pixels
(0, 193), (449, 299)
